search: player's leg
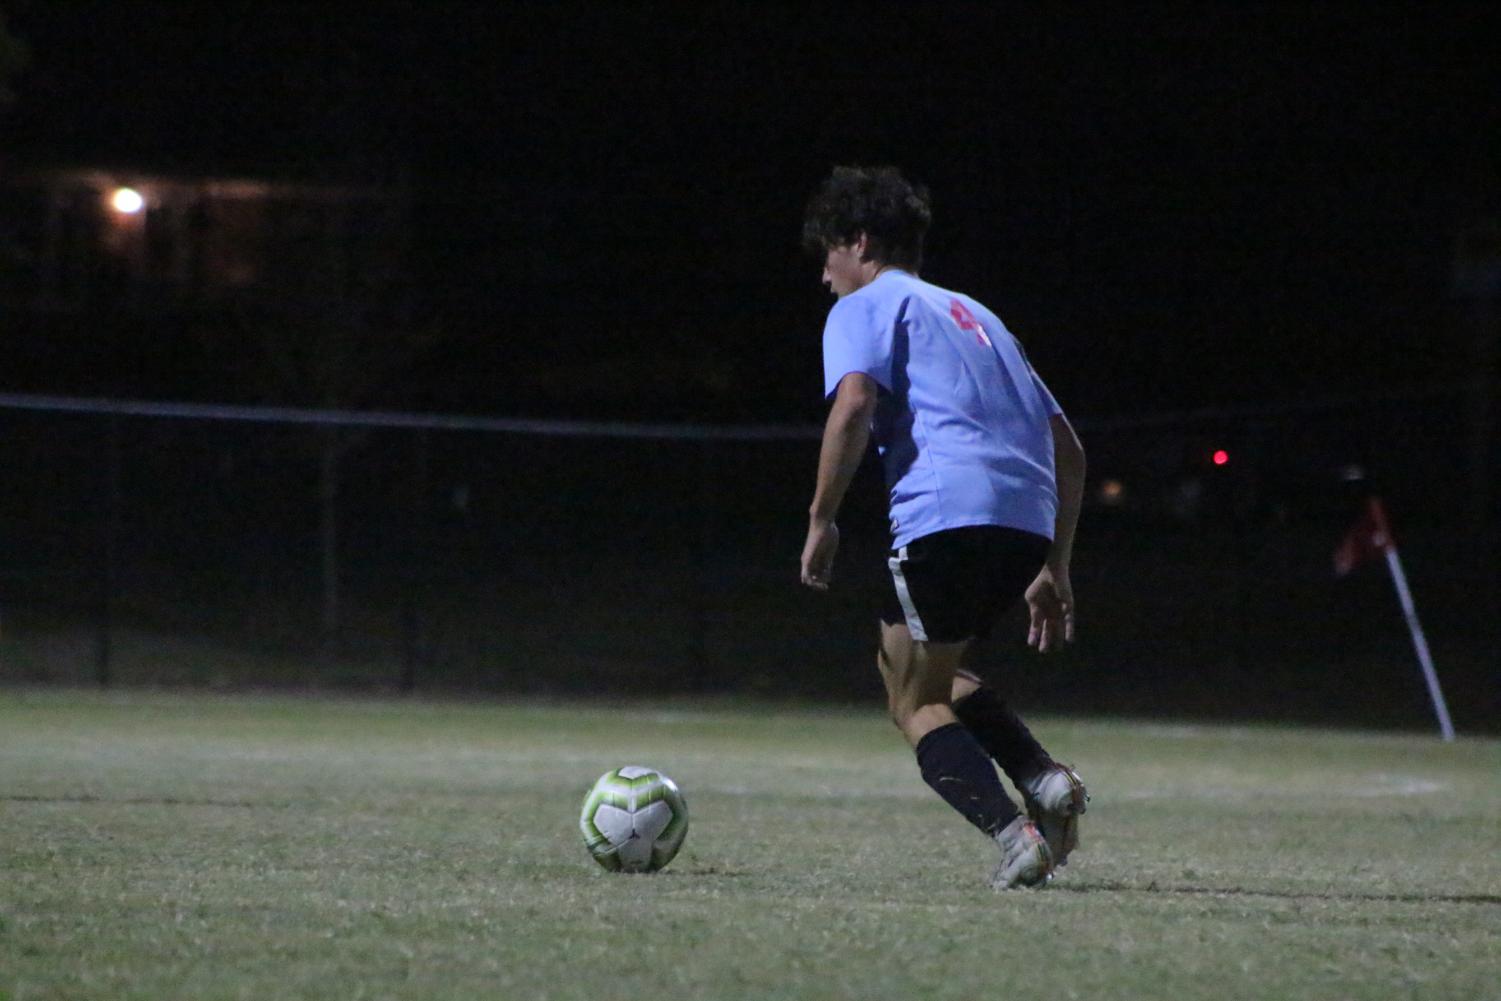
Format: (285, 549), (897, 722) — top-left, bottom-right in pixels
(877, 621), (1049, 889)
(942, 529), (1090, 867)
(880, 539), (1052, 888)
(951, 667), (1087, 867)
(878, 623), (995, 833)
(951, 667), (1051, 785)
(878, 620), (967, 747)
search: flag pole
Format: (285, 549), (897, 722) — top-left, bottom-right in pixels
(1358, 498), (1458, 742)
(1380, 545), (1456, 741)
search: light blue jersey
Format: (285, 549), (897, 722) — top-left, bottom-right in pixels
(821, 269), (1062, 549)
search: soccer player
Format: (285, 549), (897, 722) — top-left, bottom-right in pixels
(798, 166), (1088, 889)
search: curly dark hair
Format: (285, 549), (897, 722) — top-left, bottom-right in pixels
(801, 165), (932, 272)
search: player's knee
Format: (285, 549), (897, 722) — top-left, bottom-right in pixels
(897, 701), (956, 745)
(889, 695), (950, 733)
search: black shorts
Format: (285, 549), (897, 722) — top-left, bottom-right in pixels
(880, 525), (1051, 644)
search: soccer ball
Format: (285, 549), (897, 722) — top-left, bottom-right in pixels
(579, 766), (689, 873)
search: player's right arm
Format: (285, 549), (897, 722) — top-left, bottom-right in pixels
(800, 372), (879, 591)
(1026, 413), (1085, 652)
(802, 295), (892, 592)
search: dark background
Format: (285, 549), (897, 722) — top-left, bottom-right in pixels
(4, 2), (1499, 420)
(0, 3), (1497, 731)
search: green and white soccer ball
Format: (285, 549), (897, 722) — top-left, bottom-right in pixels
(579, 766), (689, 873)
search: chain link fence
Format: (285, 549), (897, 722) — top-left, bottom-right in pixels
(1, 393), (1495, 732)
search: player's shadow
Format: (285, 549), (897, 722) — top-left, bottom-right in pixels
(1057, 879), (1501, 907)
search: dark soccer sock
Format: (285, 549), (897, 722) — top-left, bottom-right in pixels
(914, 722), (1021, 837)
(953, 685), (1050, 785)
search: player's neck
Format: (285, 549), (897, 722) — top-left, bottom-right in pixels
(841, 262), (915, 297)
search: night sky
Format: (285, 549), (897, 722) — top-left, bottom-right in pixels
(4, 2), (1499, 422)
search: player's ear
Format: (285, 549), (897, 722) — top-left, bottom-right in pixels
(854, 232), (870, 261)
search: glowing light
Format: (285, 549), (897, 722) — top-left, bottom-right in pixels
(1212, 449), (1230, 466)
(1098, 478), (1125, 505)
(110, 187), (144, 214)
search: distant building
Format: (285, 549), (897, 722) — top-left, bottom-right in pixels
(0, 165), (406, 312)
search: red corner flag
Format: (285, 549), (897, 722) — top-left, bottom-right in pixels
(1333, 497), (1394, 576)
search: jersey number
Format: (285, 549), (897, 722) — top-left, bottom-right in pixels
(950, 299), (992, 348)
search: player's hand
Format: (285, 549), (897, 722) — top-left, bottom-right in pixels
(800, 518), (840, 591)
(1025, 565), (1075, 652)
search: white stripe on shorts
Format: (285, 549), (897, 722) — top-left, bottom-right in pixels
(887, 545), (928, 642)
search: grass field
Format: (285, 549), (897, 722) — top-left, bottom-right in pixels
(2, 690), (1498, 1001)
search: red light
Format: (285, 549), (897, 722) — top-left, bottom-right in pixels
(1212, 450), (1230, 466)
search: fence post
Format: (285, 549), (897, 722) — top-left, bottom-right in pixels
(96, 414), (122, 687)
(400, 428), (430, 692)
(686, 439), (712, 688)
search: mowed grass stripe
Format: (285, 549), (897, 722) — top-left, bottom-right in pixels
(1, 689), (1498, 1001)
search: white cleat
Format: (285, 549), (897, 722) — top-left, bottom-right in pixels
(991, 816), (1054, 890)
(1022, 763), (1088, 868)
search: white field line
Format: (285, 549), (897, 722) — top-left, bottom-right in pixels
(1342, 777), (1449, 797)
(1115, 774), (1448, 801)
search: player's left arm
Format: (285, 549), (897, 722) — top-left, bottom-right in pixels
(800, 372), (879, 590)
(1026, 412), (1085, 651)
